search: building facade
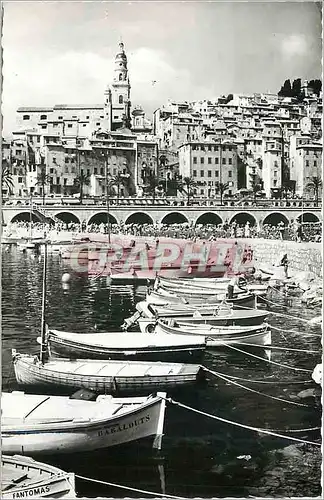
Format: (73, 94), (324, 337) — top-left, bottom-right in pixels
(178, 140), (238, 197)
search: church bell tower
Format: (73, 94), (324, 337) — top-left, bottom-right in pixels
(105, 41), (131, 131)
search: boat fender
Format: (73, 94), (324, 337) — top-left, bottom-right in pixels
(146, 323), (155, 334)
(70, 388), (98, 401)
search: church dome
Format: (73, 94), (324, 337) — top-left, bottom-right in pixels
(132, 106), (144, 116)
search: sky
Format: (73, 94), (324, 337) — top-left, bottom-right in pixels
(1, 1), (322, 135)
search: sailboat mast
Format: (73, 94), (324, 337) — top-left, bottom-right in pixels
(40, 243), (48, 364)
(29, 199), (32, 240)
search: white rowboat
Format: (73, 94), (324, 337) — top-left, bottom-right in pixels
(154, 320), (271, 347)
(2, 390), (167, 455)
(1, 454), (76, 499)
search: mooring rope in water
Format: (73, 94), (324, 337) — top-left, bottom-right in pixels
(269, 323), (322, 338)
(163, 397), (321, 447)
(234, 302), (316, 325)
(258, 296), (316, 324)
(220, 343), (313, 373)
(201, 367), (310, 407)
(264, 426), (321, 433)
(204, 370), (313, 385)
(76, 474), (186, 499)
(227, 341), (320, 354)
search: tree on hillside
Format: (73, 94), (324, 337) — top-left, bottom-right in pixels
(308, 79), (322, 96)
(278, 79), (292, 97)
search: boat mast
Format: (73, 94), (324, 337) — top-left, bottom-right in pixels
(40, 243), (48, 364)
(29, 196), (33, 240)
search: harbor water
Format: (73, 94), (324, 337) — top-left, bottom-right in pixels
(2, 246), (322, 498)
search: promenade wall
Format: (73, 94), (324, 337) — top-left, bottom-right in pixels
(241, 238), (323, 278)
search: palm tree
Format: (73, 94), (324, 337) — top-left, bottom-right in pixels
(311, 176), (322, 206)
(109, 172), (129, 204)
(1, 162), (14, 195)
(74, 171), (91, 205)
(145, 175), (161, 204)
(215, 181), (230, 206)
(179, 176), (197, 206)
(250, 174), (263, 203)
(36, 166), (51, 206)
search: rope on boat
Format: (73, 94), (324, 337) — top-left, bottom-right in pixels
(269, 323), (322, 338)
(201, 367), (310, 407)
(75, 474), (186, 499)
(220, 343), (313, 373)
(163, 397), (321, 447)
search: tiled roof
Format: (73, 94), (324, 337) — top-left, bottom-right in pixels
(17, 107), (53, 112)
(54, 104), (103, 110)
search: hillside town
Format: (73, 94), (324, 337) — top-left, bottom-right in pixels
(2, 42), (323, 204)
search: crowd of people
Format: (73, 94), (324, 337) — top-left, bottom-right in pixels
(4, 219), (322, 243)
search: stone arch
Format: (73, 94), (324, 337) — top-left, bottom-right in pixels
(195, 212), (223, 225)
(161, 212), (189, 225)
(296, 212), (321, 223)
(262, 212), (290, 226)
(87, 212), (119, 225)
(55, 212), (80, 224)
(229, 212), (258, 227)
(124, 212), (154, 225)
(11, 211), (41, 223)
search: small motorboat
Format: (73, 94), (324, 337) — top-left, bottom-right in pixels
(12, 350), (205, 395)
(1, 454), (76, 498)
(2, 390), (167, 455)
(131, 301), (268, 327)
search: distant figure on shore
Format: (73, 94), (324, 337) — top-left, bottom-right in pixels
(280, 254), (289, 278)
(278, 221), (285, 240)
(244, 221), (251, 238)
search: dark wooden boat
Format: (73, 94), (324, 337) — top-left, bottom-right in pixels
(41, 329), (206, 363)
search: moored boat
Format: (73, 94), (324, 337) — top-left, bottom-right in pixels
(42, 328), (206, 362)
(12, 351), (204, 395)
(1, 454), (76, 499)
(153, 320), (271, 347)
(130, 301), (268, 327)
(146, 289), (257, 309)
(2, 390), (167, 455)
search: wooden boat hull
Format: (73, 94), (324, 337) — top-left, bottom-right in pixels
(2, 391), (166, 456)
(135, 301), (268, 326)
(2, 455), (76, 499)
(157, 277), (269, 297)
(154, 321), (271, 347)
(146, 291), (257, 309)
(12, 353), (204, 395)
(45, 330), (206, 363)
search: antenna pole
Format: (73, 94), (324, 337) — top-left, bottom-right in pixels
(40, 243), (48, 364)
